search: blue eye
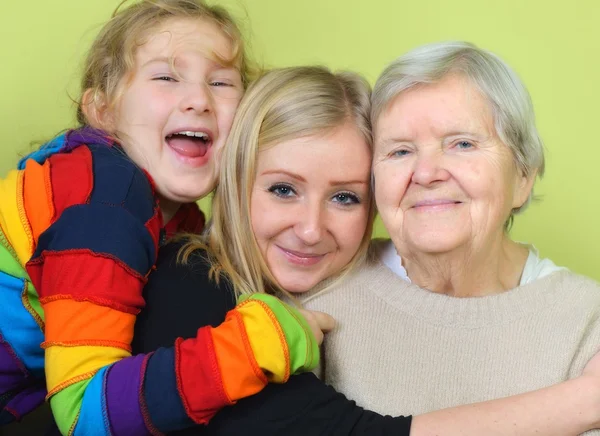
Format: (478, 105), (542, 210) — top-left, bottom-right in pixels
(392, 149), (411, 158)
(332, 192), (360, 205)
(456, 140), (473, 150)
(268, 184), (296, 198)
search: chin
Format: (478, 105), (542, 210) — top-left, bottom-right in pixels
(277, 278), (316, 295)
(165, 185), (214, 204)
(412, 238), (464, 254)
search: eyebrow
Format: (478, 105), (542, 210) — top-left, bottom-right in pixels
(141, 57), (172, 69)
(259, 170), (368, 186)
(141, 55), (238, 72)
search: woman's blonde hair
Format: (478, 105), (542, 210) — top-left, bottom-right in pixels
(181, 66), (375, 298)
(77, 0), (254, 126)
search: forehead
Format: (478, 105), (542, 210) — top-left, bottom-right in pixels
(377, 74), (495, 140)
(257, 124), (372, 179)
(136, 18), (233, 65)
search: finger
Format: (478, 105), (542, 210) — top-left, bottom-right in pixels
(306, 310), (336, 332)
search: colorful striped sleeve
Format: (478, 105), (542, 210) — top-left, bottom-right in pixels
(20, 144), (321, 435)
(0, 166), (48, 423)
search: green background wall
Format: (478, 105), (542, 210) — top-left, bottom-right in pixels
(2, 1), (599, 279)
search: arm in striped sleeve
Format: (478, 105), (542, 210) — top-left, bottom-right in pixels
(27, 145), (321, 435)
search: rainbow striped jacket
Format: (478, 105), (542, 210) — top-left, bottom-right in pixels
(0, 128), (276, 435)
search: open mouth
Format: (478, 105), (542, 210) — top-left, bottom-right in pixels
(166, 130), (213, 158)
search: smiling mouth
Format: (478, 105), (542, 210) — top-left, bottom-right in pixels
(277, 246), (327, 266)
(412, 200), (462, 209)
(166, 130), (213, 158)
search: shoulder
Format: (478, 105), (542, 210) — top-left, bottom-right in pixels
(540, 270), (600, 310)
(555, 270), (600, 294)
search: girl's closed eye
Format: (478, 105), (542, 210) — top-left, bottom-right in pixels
(153, 75), (178, 82)
(210, 80), (233, 87)
(268, 183), (297, 199)
(332, 191), (360, 206)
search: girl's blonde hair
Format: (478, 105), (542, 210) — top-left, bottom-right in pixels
(77, 0), (253, 126)
(180, 66), (375, 298)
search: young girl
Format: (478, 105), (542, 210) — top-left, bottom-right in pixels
(0, 1), (328, 434)
(133, 65), (600, 435)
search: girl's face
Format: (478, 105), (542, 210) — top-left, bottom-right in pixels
(111, 18), (243, 221)
(250, 123), (372, 293)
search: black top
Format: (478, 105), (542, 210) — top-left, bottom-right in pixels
(132, 241), (412, 435)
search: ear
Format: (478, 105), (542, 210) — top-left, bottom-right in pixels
(80, 88), (115, 132)
(512, 168), (538, 209)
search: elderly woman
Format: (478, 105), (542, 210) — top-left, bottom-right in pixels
(304, 41), (600, 421)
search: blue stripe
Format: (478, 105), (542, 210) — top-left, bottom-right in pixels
(17, 133), (67, 170)
(31, 203), (156, 276)
(88, 145), (156, 224)
(0, 272), (44, 378)
(144, 348), (193, 432)
(74, 366), (110, 436)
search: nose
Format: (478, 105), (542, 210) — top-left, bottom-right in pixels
(411, 149), (450, 186)
(180, 81), (213, 114)
(294, 200), (326, 246)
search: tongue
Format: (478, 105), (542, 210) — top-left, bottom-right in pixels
(167, 137), (209, 158)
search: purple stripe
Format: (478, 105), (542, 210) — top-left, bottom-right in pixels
(65, 127), (115, 151)
(4, 384), (46, 419)
(0, 339), (29, 392)
(105, 354), (149, 434)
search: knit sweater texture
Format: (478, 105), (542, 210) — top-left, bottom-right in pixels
(303, 256), (600, 433)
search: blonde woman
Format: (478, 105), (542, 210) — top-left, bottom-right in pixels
(133, 66), (600, 435)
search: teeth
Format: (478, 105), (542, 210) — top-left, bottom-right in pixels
(171, 131), (209, 139)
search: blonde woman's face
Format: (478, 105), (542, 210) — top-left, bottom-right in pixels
(250, 123), (371, 293)
(112, 18), (243, 219)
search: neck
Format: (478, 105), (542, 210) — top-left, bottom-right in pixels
(399, 234), (529, 297)
(159, 197), (182, 224)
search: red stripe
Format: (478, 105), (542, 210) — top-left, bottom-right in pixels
(175, 329), (231, 424)
(27, 250), (146, 314)
(144, 208), (162, 263)
(48, 146), (94, 223)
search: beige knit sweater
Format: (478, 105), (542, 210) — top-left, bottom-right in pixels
(303, 259), (600, 431)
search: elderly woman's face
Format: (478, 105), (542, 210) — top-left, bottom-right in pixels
(373, 74), (532, 255)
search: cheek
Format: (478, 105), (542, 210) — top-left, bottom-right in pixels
(456, 159), (509, 202)
(250, 192), (286, 247)
(374, 164), (410, 206)
(335, 210), (369, 258)
(216, 98), (241, 131)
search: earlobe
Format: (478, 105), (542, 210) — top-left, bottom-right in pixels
(513, 169), (538, 209)
(80, 89), (114, 132)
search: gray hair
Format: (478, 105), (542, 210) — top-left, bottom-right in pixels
(372, 41), (544, 217)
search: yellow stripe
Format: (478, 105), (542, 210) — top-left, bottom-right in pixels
(235, 302), (288, 383)
(0, 170), (33, 265)
(45, 345), (130, 395)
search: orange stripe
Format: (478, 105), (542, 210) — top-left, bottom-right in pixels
(23, 159), (55, 244)
(210, 310), (267, 402)
(43, 299), (135, 351)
